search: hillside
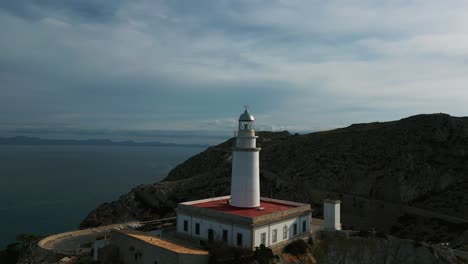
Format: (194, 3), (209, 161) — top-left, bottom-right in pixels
(80, 113), (468, 245)
(313, 232), (467, 264)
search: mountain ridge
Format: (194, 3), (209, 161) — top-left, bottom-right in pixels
(80, 113), (468, 247)
(0, 136), (209, 148)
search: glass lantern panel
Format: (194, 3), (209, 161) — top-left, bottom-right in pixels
(239, 121), (254, 130)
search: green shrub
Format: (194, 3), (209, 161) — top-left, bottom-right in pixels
(75, 256), (94, 264)
(283, 240), (309, 256)
(253, 244), (274, 264)
(0, 243), (20, 264)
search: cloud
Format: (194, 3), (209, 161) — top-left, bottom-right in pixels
(360, 34), (468, 57)
(1, 0), (468, 136)
(0, 0), (124, 21)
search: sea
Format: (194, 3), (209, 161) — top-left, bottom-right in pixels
(0, 145), (206, 248)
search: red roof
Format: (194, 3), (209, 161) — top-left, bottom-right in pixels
(190, 198), (297, 218)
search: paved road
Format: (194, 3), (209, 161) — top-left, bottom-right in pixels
(38, 222), (139, 254)
(402, 205), (468, 224)
(38, 217), (176, 255)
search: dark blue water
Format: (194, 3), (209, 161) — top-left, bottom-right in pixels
(0, 145), (205, 247)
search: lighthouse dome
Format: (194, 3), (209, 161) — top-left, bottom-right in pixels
(239, 109), (255, 121)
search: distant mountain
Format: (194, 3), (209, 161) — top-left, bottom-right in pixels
(81, 113), (468, 247)
(0, 136), (209, 148)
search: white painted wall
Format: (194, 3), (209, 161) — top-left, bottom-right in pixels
(238, 128), (255, 137)
(236, 135), (257, 148)
(324, 201), (341, 230)
(233, 225), (251, 248)
(181, 213), (312, 249)
(178, 211), (311, 249)
(300, 214), (311, 234)
(177, 214), (251, 248)
(231, 150), (260, 208)
(254, 225), (270, 247)
(177, 213), (192, 235)
(253, 214), (311, 248)
(112, 231), (209, 264)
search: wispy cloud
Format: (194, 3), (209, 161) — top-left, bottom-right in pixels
(1, 0), (468, 136)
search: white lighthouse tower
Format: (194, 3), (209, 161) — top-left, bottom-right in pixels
(230, 108), (261, 208)
(169, 108), (311, 252)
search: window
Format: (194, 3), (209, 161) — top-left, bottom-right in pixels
(237, 233), (243, 246)
(208, 229), (214, 242)
(272, 229), (277, 243)
(260, 232), (266, 246)
(223, 230), (228, 243)
(183, 220), (188, 232)
(302, 220), (307, 233)
(283, 225), (288, 239)
(293, 223), (297, 236)
(195, 223), (200, 235)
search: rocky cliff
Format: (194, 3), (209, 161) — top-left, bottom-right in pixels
(80, 113), (468, 245)
(313, 232), (467, 264)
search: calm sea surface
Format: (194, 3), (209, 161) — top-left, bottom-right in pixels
(0, 145), (205, 248)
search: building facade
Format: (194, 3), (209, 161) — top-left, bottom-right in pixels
(112, 230), (209, 264)
(176, 196), (311, 250)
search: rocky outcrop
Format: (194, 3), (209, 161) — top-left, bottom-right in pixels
(313, 233), (466, 264)
(80, 114), (468, 246)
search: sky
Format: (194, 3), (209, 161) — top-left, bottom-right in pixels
(1, 0), (468, 143)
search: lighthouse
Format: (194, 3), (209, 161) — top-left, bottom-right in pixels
(113, 108), (314, 260)
(230, 108), (261, 208)
(171, 108), (311, 251)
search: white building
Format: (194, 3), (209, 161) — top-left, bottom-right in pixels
(323, 199), (341, 230)
(176, 196), (311, 249)
(175, 108), (312, 250)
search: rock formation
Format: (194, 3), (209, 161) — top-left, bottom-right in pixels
(314, 232), (467, 264)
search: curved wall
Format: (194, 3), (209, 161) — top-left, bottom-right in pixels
(230, 150), (260, 208)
